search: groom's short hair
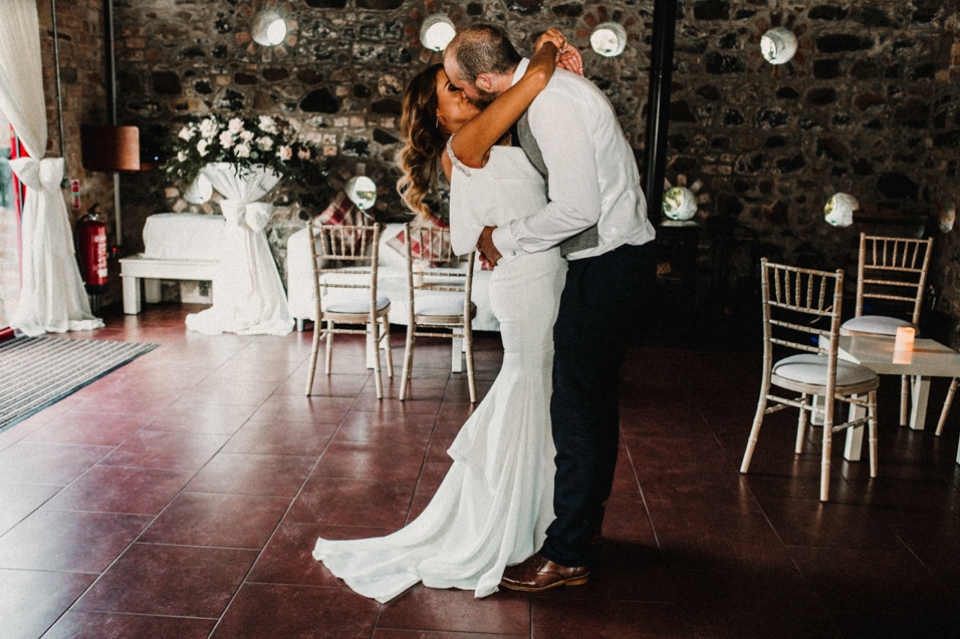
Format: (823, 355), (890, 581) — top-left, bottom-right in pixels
(447, 24), (522, 84)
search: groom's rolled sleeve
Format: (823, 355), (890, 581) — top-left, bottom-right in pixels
(504, 90), (602, 254)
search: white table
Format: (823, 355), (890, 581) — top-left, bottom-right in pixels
(831, 335), (960, 463)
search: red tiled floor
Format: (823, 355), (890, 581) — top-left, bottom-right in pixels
(42, 611), (216, 639)
(0, 569), (96, 639)
(0, 304), (957, 639)
(139, 492), (290, 548)
(211, 583), (380, 639)
(73, 543), (258, 617)
(43, 465), (195, 514)
(0, 509), (151, 572)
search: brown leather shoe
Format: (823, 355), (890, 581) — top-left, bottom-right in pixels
(499, 552), (589, 592)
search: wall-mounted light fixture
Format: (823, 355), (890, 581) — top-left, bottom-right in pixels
(760, 27), (798, 65)
(590, 22), (627, 57)
(940, 202), (956, 233)
(345, 175), (377, 210)
(183, 174), (213, 205)
(663, 186), (697, 221)
(252, 10), (287, 47)
(420, 14), (456, 52)
(824, 193), (857, 227)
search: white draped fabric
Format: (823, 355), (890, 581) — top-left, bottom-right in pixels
(0, 0), (102, 335)
(185, 163), (293, 335)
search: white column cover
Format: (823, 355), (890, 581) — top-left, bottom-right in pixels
(185, 163), (293, 335)
(0, 0), (102, 335)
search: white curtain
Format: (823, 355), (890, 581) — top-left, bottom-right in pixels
(0, 0), (102, 335)
(185, 163), (293, 335)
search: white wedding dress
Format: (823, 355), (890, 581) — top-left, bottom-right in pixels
(312, 144), (566, 603)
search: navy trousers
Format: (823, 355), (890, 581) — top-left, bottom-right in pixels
(540, 241), (656, 567)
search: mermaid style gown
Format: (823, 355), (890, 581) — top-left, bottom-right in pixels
(312, 144), (566, 603)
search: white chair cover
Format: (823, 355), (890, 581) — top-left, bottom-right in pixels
(0, 0), (102, 336)
(185, 163), (293, 335)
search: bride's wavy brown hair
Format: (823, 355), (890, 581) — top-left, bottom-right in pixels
(397, 63), (446, 220)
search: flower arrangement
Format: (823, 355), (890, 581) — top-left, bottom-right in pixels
(162, 114), (325, 187)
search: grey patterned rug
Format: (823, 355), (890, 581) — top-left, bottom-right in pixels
(0, 336), (157, 432)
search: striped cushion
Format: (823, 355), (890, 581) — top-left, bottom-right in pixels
(773, 354), (877, 386)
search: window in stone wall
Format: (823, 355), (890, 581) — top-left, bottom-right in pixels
(0, 113), (20, 327)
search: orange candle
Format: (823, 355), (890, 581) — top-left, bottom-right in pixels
(895, 326), (916, 351)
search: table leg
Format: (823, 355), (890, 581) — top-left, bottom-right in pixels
(844, 398), (865, 462)
(910, 376), (931, 431)
(451, 337), (463, 373)
(811, 395), (825, 425)
(122, 276), (141, 315)
(144, 278), (161, 304)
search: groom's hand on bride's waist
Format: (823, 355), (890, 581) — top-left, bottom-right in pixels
(477, 226), (502, 268)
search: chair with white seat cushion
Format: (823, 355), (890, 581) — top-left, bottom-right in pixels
(399, 223), (477, 403)
(841, 233), (933, 425)
(304, 223), (393, 399)
(741, 259), (880, 502)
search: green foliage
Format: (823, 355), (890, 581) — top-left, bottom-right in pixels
(161, 115), (327, 188)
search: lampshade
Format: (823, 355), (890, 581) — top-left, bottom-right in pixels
(81, 125), (140, 172)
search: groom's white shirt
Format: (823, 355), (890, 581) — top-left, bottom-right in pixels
(492, 58), (656, 261)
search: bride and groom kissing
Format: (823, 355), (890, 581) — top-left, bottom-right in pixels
(313, 23), (656, 602)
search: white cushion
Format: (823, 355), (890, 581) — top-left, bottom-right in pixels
(322, 293), (389, 314)
(415, 293), (475, 318)
(773, 353), (877, 386)
(143, 213), (225, 261)
(841, 315), (915, 336)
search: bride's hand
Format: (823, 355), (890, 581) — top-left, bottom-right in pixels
(535, 29), (583, 76)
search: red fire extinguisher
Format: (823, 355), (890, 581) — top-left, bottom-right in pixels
(76, 204), (108, 295)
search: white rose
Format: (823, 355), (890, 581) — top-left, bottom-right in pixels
(199, 118), (218, 138)
(258, 115), (278, 134)
(178, 126), (194, 141)
(258, 137), (274, 151)
(197, 139), (209, 156)
(219, 131), (235, 148)
(228, 118), (244, 134)
(278, 145), (292, 161)
(177, 150), (187, 162)
(234, 143), (250, 158)
(240, 130), (254, 142)
(297, 147), (311, 161)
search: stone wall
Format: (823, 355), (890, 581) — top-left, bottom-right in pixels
(667, 0), (960, 322)
(103, 0), (960, 335)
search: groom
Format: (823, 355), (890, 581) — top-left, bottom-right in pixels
(444, 24), (656, 591)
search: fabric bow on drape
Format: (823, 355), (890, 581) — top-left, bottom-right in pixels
(185, 163), (293, 335)
(0, 0), (102, 336)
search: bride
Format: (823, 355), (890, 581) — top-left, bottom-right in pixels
(312, 30), (581, 603)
